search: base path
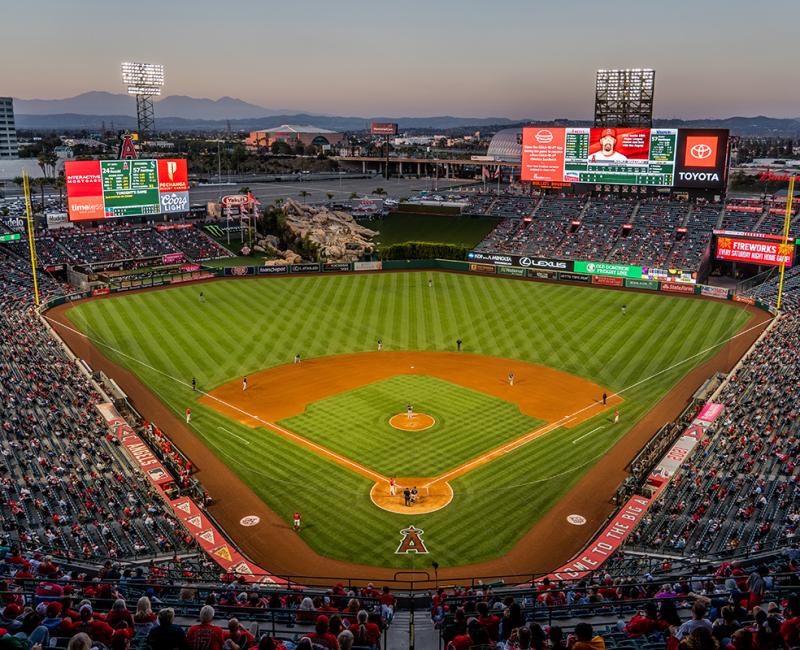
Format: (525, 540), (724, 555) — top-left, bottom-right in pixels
(46, 294), (771, 582)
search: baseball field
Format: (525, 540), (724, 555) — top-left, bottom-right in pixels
(57, 271), (757, 575)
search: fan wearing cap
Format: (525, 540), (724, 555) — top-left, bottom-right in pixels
(590, 129), (628, 162)
(308, 615), (339, 650)
(63, 603), (115, 647)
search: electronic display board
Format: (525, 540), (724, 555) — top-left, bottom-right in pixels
(714, 230), (795, 267)
(65, 159), (189, 221)
(521, 128), (728, 189)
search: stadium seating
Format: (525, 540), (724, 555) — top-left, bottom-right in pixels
(0, 249), (194, 561)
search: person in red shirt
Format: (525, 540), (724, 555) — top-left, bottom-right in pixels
(63, 603), (115, 647)
(223, 618), (255, 650)
(475, 601), (500, 641)
(187, 605), (225, 650)
(349, 610), (380, 648)
(780, 597), (800, 648)
(293, 512), (301, 532)
(308, 615), (339, 650)
(106, 599), (134, 628)
(380, 586), (396, 622)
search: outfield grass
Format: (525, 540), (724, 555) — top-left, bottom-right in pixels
(356, 213), (498, 248)
(65, 272), (750, 568)
(280, 375), (543, 477)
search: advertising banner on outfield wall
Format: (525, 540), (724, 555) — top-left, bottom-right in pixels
(575, 261), (643, 279)
(258, 265), (288, 274)
(469, 263), (496, 274)
(353, 261), (382, 271)
(592, 275), (624, 287)
(291, 263), (321, 273)
(699, 285), (730, 299)
(224, 266), (255, 276)
(467, 251), (574, 271)
(527, 269), (559, 280)
(498, 266), (526, 276)
(323, 262), (351, 272)
(558, 272), (591, 283)
(547, 495), (652, 582)
(625, 278), (660, 290)
(661, 282), (696, 294)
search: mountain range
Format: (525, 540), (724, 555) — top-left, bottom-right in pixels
(10, 92), (800, 135)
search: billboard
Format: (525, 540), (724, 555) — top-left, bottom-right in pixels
(466, 251), (574, 271)
(715, 236), (794, 267)
(371, 122), (398, 136)
(521, 127), (728, 189)
(65, 159), (189, 221)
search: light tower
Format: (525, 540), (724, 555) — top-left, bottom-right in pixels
(121, 62), (164, 142)
(594, 68), (655, 128)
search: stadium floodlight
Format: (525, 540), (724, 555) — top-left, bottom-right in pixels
(121, 62), (165, 140)
(594, 68), (655, 128)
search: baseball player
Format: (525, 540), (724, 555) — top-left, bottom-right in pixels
(508, 371), (514, 386)
(428, 278), (433, 288)
(456, 338), (462, 352)
(293, 511), (301, 532)
(242, 376), (248, 391)
(407, 403), (413, 420)
(191, 377), (196, 392)
(377, 338), (383, 351)
(614, 409), (620, 424)
(602, 392), (607, 405)
(389, 477), (396, 496)
(622, 304), (627, 316)
(185, 407), (191, 424)
(199, 291), (205, 303)
(294, 353), (301, 364)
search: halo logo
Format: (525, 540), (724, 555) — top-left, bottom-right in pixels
(690, 143), (713, 159)
(167, 161), (177, 181)
(535, 130), (554, 144)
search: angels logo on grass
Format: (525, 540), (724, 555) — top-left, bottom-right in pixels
(395, 525), (429, 554)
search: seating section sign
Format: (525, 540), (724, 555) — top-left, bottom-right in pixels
(65, 159), (189, 221)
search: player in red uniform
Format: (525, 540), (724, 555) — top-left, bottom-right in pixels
(293, 511), (301, 531)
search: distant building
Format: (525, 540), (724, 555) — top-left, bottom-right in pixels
(0, 98), (18, 159)
(486, 128), (523, 163)
(246, 124), (345, 150)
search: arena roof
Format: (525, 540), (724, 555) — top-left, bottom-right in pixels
(487, 127), (523, 163)
(251, 124), (340, 135)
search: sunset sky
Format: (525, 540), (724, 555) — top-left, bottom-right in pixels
(3, 0), (798, 119)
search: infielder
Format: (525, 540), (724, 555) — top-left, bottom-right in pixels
(389, 477), (396, 496)
(407, 403), (413, 420)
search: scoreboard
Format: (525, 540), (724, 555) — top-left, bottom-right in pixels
(100, 160), (161, 217)
(65, 159), (189, 221)
(521, 127), (729, 189)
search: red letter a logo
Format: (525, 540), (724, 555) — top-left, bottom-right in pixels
(395, 525), (429, 554)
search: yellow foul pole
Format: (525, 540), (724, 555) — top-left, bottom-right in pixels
(22, 171), (40, 306)
(776, 175), (795, 311)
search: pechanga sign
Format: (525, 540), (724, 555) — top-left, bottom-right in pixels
(575, 261), (643, 279)
(467, 251), (573, 271)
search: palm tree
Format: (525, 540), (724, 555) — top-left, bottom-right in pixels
(239, 186), (251, 196)
(326, 192), (335, 205)
(274, 198), (284, 209)
(32, 177), (49, 209)
(372, 187), (387, 197)
(55, 174), (66, 210)
(299, 190), (310, 205)
(349, 191), (359, 201)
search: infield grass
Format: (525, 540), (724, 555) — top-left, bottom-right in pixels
(280, 375), (543, 477)
(65, 272), (751, 568)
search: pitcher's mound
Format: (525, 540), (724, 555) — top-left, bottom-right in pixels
(389, 413), (435, 432)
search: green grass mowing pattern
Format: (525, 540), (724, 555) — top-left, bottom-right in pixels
(65, 272), (752, 568)
(356, 213), (499, 248)
(279, 375), (543, 477)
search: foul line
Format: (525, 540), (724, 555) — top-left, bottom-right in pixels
(45, 312), (773, 492)
(572, 425), (605, 445)
(217, 426), (251, 446)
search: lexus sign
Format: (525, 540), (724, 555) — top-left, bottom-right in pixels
(467, 251), (573, 272)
